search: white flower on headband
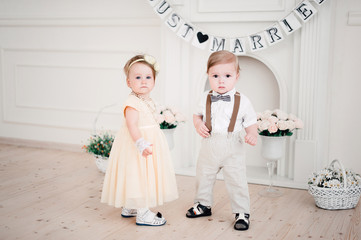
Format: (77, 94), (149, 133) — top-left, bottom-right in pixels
(143, 54), (160, 73)
(153, 62), (160, 72)
(144, 55), (156, 65)
(128, 54), (160, 74)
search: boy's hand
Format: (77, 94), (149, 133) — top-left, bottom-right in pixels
(195, 121), (210, 138)
(245, 134), (257, 146)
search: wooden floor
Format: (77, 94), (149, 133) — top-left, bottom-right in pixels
(0, 143), (360, 240)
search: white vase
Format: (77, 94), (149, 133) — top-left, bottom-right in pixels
(260, 135), (286, 161)
(162, 128), (175, 150)
(94, 155), (109, 173)
(259, 135), (287, 198)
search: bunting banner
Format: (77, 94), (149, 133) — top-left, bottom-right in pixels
(148, 0), (327, 54)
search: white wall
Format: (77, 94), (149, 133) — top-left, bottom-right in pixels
(328, 1), (361, 174)
(0, 0), (162, 145)
(1, 0), (361, 185)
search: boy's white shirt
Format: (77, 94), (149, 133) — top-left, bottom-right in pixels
(194, 88), (257, 134)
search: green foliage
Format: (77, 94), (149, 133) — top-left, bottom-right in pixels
(83, 133), (114, 158)
(159, 121), (177, 129)
(259, 129), (294, 137)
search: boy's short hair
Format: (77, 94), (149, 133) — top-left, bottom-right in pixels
(207, 50), (240, 73)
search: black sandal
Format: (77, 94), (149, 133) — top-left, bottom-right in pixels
(234, 213), (250, 231)
(186, 202), (212, 218)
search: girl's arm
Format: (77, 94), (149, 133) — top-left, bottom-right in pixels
(193, 114), (210, 138)
(125, 107), (152, 157)
(244, 124), (258, 146)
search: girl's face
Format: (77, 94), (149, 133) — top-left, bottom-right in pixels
(208, 62), (239, 94)
(127, 62), (155, 97)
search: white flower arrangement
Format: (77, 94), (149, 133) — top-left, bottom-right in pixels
(308, 167), (361, 189)
(257, 109), (303, 137)
(155, 105), (186, 129)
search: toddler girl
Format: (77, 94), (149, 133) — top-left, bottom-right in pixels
(101, 54), (178, 226)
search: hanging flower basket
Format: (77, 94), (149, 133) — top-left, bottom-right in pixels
(308, 159), (361, 210)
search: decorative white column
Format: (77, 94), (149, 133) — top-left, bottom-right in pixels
(293, 1), (334, 183)
(160, 24), (195, 171)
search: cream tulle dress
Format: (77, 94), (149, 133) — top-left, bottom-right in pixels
(101, 94), (178, 209)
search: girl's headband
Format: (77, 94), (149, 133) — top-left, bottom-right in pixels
(128, 55), (160, 74)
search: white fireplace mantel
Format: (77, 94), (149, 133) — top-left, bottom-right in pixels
(161, 0), (335, 189)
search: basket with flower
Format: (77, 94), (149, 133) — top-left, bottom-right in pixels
(308, 159), (361, 210)
(82, 132), (114, 173)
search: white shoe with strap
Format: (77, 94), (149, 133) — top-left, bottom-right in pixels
(121, 208), (137, 218)
(136, 209), (166, 226)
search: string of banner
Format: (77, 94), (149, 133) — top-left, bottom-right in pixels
(148, 0), (326, 55)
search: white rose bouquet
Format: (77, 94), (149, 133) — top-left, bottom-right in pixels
(257, 109), (303, 137)
(155, 105), (186, 129)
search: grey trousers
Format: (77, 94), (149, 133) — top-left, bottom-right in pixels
(194, 133), (250, 214)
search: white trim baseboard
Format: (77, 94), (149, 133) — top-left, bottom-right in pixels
(0, 137), (82, 153)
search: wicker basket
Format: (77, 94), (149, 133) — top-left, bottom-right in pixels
(308, 159), (361, 210)
(91, 103), (117, 173)
(94, 154), (109, 173)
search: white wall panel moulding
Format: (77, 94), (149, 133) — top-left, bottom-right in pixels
(348, 12), (361, 26)
(190, 0), (290, 22)
(1, 48), (129, 131)
(14, 64), (121, 113)
(0, 0), (158, 20)
(0, 18), (161, 27)
(197, 0), (286, 13)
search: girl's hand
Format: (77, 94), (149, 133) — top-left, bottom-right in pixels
(245, 133), (257, 146)
(135, 138), (152, 156)
(195, 121), (210, 138)
(142, 145), (153, 157)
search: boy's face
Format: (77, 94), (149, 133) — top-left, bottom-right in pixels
(208, 62), (239, 94)
(127, 62), (155, 97)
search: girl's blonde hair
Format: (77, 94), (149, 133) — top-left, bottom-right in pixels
(124, 55), (157, 79)
(207, 50), (240, 73)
